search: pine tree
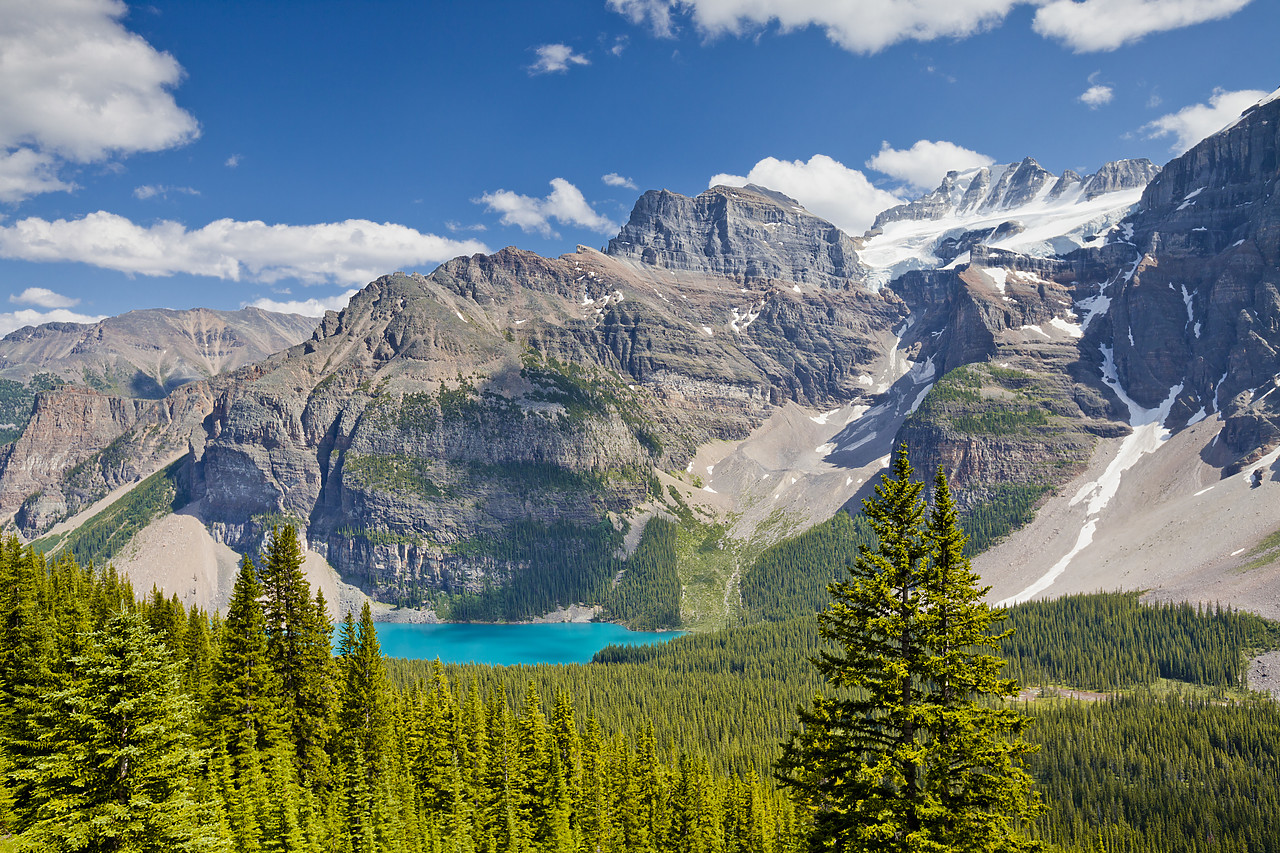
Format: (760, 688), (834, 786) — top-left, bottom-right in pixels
(778, 449), (1041, 853)
(212, 554), (283, 755)
(21, 610), (213, 851)
(260, 525), (335, 787)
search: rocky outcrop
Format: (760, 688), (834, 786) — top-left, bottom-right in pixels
(0, 388), (149, 528)
(1082, 159), (1160, 200)
(1089, 88), (1280, 465)
(0, 307), (317, 398)
(607, 185), (867, 287)
(37, 196), (902, 599)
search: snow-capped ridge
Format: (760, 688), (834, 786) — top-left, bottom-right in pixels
(858, 157), (1159, 288)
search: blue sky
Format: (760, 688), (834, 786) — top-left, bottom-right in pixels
(0, 0), (1277, 330)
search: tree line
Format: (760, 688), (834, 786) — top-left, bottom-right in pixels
(0, 529), (799, 852)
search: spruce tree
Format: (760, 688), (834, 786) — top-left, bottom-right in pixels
(778, 449), (1040, 853)
(212, 554), (283, 756)
(22, 610), (213, 851)
(260, 525), (335, 786)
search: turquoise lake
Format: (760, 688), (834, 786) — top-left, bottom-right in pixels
(372, 621), (686, 665)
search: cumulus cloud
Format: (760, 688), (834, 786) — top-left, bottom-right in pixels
(865, 140), (995, 191)
(225, 154), (241, 168)
(709, 155), (903, 235)
(0, 213), (489, 286)
(10, 287), (79, 309)
(0, 308), (109, 336)
(1079, 84), (1114, 108)
(1140, 87), (1268, 153)
(246, 290), (358, 318)
(610, 0), (1251, 54)
(133, 184), (200, 200)
(0, 0), (200, 202)
(603, 173), (638, 189)
(529, 44), (590, 75)
(614, 0), (1021, 53)
(477, 179), (618, 237)
(1032, 0), (1253, 52)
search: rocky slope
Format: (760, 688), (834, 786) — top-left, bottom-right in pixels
(608, 184), (867, 287)
(0, 307), (317, 398)
(8, 87), (1280, 623)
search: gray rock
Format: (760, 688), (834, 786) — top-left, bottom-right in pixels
(606, 185), (867, 287)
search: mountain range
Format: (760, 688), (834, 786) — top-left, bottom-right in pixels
(4, 85), (1279, 624)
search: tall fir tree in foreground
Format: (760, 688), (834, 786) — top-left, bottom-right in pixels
(778, 448), (1040, 853)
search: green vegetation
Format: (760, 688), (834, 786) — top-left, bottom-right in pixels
(445, 520), (623, 622)
(47, 456), (189, 567)
(0, 372), (64, 446)
(1002, 592), (1279, 691)
(1240, 523), (1280, 571)
(0, 537), (798, 852)
(344, 452), (446, 498)
(961, 482), (1052, 556)
(739, 510), (871, 622)
(603, 517), (681, 630)
(778, 457), (1041, 852)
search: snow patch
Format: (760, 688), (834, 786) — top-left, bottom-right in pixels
(1048, 316), (1083, 338)
(997, 347), (1183, 607)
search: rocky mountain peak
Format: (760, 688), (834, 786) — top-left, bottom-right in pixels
(1082, 158), (1160, 200)
(605, 184), (866, 287)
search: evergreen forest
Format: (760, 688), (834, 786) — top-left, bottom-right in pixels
(1, 508), (1280, 850)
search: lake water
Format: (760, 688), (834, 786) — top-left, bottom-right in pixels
(373, 621), (686, 665)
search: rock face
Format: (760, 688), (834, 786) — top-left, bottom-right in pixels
(873, 158), (1158, 228)
(0, 307), (317, 398)
(5, 91), (1280, 611)
(607, 185), (867, 287)
(6, 186), (905, 600)
(1085, 88), (1280, 467)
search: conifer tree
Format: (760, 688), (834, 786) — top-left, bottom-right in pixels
(778, 449), (1041, 853)
(212, 554), (283, 756)
(22, 610), (213, 851)
(260, 525), (336, 786)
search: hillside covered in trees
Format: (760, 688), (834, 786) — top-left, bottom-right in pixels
(1, 517), (1279, 851)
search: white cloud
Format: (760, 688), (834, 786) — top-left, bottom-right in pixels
(0, 213), (489, 286)
(225, 154), (241, 168)
(477, 179), (618, 237)
(710, 154), (903, 235)
(614, 0), (1021, 54)
(133, 184), (200, 200)
(10, 287), (79, 309)
(611, 0), (1251, 54)
(603, 173), (638, 190)
(1140, 87), (1269, 153)
(245, 290), (358, 318)
(608, 0), (677, 37)
(1079, 84), (1114, 108)
(0, 0), (199, 202)
(529, 44), (590, 75)
(865, 140), (995, 191)
(0, 308), (108, 336)
(1033, 0), (1253, 51)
